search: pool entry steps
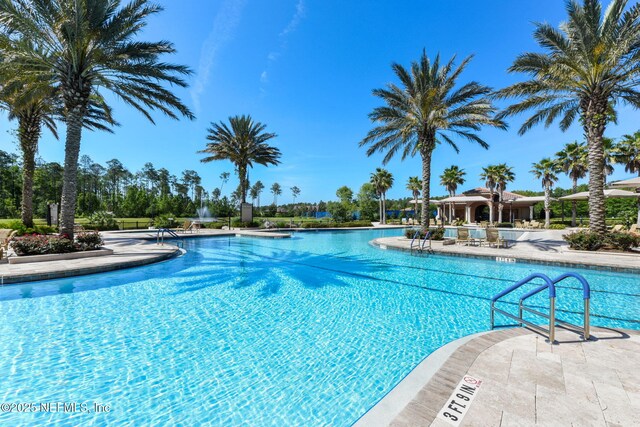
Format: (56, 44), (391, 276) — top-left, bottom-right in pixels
(490, 272), (591, 343)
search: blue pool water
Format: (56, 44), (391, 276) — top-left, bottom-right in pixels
(0, 229), (638, 426)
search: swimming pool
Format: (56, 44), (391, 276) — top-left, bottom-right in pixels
(0, 229), (638, 426)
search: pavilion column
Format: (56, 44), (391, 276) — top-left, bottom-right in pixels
(488, 203), (493, 224)
(465, 205), (471, 223)
(529, 205), (534, 220)
(436, 205), (441, 220)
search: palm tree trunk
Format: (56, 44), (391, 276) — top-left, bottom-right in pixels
(582, 99), (607, 234)
(571, 178), (578, 227)
(420, 145), (433, 229)
(18, 114), (42, 229)
(382, 192), (386, 224)
(544, 184), (551, 228)
(59, 109), (85, 238)
(238, 166), (247, 203)
(498, 193), (503, 224)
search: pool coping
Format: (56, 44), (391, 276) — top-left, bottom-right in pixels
(370, 237), (640, 274)
(367, 327), (640, 426)
(353, 330), (497, 427)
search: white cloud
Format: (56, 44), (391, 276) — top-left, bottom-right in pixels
(191, 0), (246, 113)
(260, 71), (269, 83)
(260, 0), (306, 88)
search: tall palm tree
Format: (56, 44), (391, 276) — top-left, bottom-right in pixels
(612, 131), (640, 226)
(494, 163), (515, 224)
(291, 186), (301, 204)
(406, 176), (422, 221)
(556, 141), (588, 226)
(0, 0), (194, 238)
(271, 183), (282, 208)
(439, 166), (466, 224)
(480, 165), (500, 224)
(360, 50), (505, 228)
(531, 159), (560, 228)
(200, 115), (281, 205)
(370, 168), (393, 224)
(219, 172), (230, 194)
(250, 181), (265, 208)
(496, 0), (640, 234)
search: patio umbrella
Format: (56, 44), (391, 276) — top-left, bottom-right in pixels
(609, 177), (640, 189)
(559, 189), (640, 200)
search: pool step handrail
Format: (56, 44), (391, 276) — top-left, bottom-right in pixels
(157, 228), (184, 248)
(490, 272), (591, 343)
(410, 229), (431, 253)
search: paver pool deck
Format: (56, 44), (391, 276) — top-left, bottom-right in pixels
(358, 327), (640, 427)
(372, 229), (640, 273)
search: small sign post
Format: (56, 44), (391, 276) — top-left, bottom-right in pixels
(241, 203), (253, 223)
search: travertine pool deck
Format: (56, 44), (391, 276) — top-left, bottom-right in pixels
(368, 327), (640, 427)
(372, 231), (640, 273)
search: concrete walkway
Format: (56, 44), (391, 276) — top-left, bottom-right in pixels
(373, 229), (640, 273)
(384, 327), (640, 426)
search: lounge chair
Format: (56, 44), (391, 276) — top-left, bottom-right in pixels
(0, 229), (17, 260)
(484, 228), (508, 248)
(514, 220), (523, 229)
(456, 227), (476, 246)
(530, 220), (541, 229)
(522, 220), (530, 229)
(629, 224), (638, 236)
(177, 220), (194, 233)
(610, 224), (624, 232)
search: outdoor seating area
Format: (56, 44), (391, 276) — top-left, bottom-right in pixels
(455, 227), (511, 248)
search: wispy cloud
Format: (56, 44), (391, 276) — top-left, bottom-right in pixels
(260, 0), (306, 90)
(191, 0), (246, 113)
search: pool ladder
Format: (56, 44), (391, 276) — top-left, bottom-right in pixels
(157, 228), (184, 248)
(410, 229), (431, 254)
(490, 272), (591, 344)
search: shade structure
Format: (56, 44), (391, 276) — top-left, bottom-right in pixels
(510, 196), (556, 204)
(439, 195), (488, 203)
(609, 177), (640, 189)
(559, 189), (640, 201)
(408, 199), (445, 204)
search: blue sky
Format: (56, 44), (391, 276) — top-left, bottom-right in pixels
(1, 0), (638, 204)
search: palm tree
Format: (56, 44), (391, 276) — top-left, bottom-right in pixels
(612, 131), (640, 226)
(556, 142), (588, 226)
(603, 137), (616, 185)
(219, 172), (230, 194)
(250, 181), (265, 208)
(494, 163), (515, 224)
(291, 186), (301, 204)
(531, 159), (560, 228)
(200, 115), (281, 205)
(406, 176), (422, 221)
(439, 166), (466, 224)
(271, 183), (282, 208)
(496, 0), (640, 234)
(359, 50), (505, 228)
(480, 165), (500, 224)
(0, 0), (194, 238)
(370, 168), (393, 224)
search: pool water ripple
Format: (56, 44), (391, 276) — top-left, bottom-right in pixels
(0, 229), (638, 426)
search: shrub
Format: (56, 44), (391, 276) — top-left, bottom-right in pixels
(231, 219), (260, 228)
(75, 231), (103, 251)
(563, 230), (640, 251)
(153, 214), (176, 228)
(563, 230), (604, 251)
(404, 227), (445, 240)
(87, 211), (118, 230)
(548, 223), (567, 230)
(606, 232), (640, 251)
(11, 234), (74, 256)
(204, 222), (225, 229)
(496, 223), (514, 228)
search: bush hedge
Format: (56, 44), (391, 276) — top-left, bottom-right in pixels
(10, 231), (103, 256)
(404, 227), (446, 240)
(563, 230), (639, 251)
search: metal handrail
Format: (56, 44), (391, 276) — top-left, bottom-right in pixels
(157, 228), (184, 248)
(410, 229), (431, 253)
(492, 272), (592, 343)
(491, 273), (557, 342)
